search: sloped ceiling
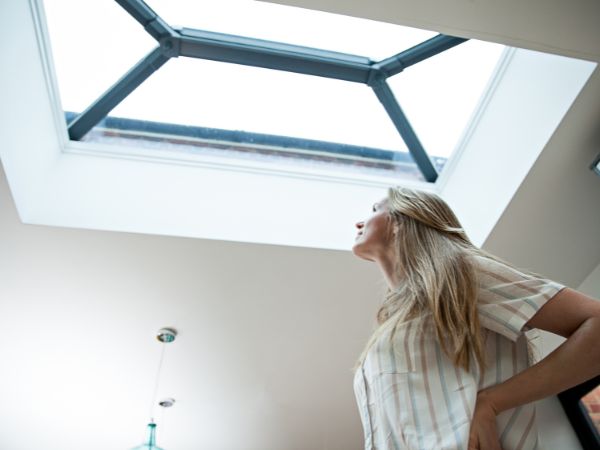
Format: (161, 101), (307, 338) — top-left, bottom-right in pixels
(484, 67), (600, 285)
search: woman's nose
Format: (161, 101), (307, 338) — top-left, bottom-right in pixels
(356, 221), (364, 230)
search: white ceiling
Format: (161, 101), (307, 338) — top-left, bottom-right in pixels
(0, 0), (599, 449)
(265, 0), (600, 62)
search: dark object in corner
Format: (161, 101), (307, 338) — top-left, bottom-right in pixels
(591, 153), (600, 177)
(558, 374), (600, 450)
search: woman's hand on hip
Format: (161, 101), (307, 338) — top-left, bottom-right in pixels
(468, 390), (501, 450)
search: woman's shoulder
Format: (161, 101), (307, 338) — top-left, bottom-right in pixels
(467, 253), (514, 282)
(466, 252), (543, 286)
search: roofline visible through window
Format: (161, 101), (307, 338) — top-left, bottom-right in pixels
(66, 112), (449, 182)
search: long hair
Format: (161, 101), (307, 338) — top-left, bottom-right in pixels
(359, 186), (496, 372)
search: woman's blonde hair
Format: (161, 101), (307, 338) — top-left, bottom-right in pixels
(359, 186), (494, 372)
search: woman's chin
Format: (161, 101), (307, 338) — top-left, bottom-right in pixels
(352, 243), (372, 261)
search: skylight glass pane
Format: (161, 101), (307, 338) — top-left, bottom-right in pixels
(43, 0), (156, 113)
(145, 0), (436, 61)
(388, 40), (505, 158)
(109, 57), (409, 153)
(43, 0), (505, 182)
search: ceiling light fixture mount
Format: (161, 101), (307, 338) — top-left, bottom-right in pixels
(156, 328), (177, 343)
(159, 398), (176, 408)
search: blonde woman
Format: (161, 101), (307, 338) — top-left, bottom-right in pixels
(352, 186), (600, 450)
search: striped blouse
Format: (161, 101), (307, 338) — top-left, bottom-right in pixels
(354, 256), (565, 450)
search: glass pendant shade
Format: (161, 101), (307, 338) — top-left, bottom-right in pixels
(131, 422), (164, 450)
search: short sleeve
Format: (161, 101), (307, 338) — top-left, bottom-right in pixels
(475, 256), (565, 341)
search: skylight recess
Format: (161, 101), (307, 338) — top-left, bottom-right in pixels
(43, 0), (505, 183)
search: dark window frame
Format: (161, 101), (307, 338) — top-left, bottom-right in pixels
(558, 374), (600, 450)
(66, 0), (468, 182)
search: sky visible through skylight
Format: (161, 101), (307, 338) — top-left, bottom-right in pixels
(44, 0), (505, 160)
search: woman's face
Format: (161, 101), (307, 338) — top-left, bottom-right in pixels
(352, 199), (395, 262)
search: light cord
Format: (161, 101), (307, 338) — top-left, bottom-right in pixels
(148, 342), (167, 421)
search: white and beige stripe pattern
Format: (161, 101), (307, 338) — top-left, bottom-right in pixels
(354, 256), (564, 450)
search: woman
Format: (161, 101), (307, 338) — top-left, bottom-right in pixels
(352, 186), (600, 450)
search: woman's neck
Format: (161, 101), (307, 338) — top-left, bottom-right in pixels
(376, 255), (402, 291)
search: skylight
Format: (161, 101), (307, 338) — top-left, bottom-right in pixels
(43, 0), (504, 183)
(4, 0), (596, 253)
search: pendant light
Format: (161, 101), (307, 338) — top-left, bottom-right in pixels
(130, 328), (177, 450)
(131, 422), (163, 450)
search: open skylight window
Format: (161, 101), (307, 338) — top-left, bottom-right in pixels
(43, 0), (504, 183)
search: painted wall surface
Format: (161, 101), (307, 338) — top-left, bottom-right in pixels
(0, 163), (384, 449)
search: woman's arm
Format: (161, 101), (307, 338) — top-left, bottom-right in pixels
(469, 288), (600, 450)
